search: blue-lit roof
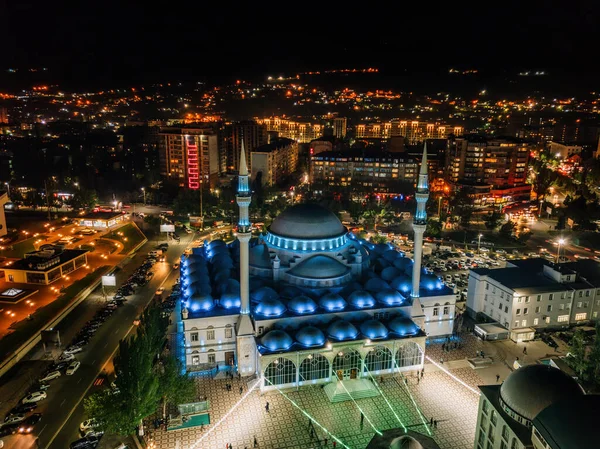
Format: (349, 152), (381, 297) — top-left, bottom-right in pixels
(390, 275), (412, 293)
(393, 257), (413, 271)
(279, 285), (304, 299)
(188, 294), (214, 312)
(381, 249), (400, 262)
(420, 273), (444, 290)
(388, 316), (420, 336)
(376, 289), (406, 306)
(260, 330), (293, 352)
(255, 298), (286, 317)
(381, 266), (401, 281)
(220, 293), (241, 309)
(360, 319), (389, 340)
(319, 292), (347, 311)
(364, 277), (391, 292)
(327, 320), (359, 341)
(295, 326), (325, 347)
(288, 295), (318, 315)
(347, 290), (376, 309)
(251, 286), (279, 303)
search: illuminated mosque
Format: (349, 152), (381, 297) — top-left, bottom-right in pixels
(177, 144), (456, 392)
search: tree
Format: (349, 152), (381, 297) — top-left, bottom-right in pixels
(370, 234), (388, 244)
(450, 188), (475, 228)
(499, 221), (515, 238)
(137, 300), (168, 359)
(484, 211), (503, 230)
(69, 188), (98, 210)
(158, 356), (196, 419)
(426, 218), (442, 238)
(516, 230), (532, 243)
(532, 165), (556, 200)
(567, 328), (589, 380)
(587, 322), (600, 385)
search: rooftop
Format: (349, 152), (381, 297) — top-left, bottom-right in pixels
(312, 148), (419, 162)
(253, 137), (296, 153)
(79, 211), (126, 220)
(9, 249), (88, 271)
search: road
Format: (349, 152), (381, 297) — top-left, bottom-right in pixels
(0, 231), (195, 449)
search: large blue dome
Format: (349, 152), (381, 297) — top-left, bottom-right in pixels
(188, 294), (214, 312)
(376, 290), (406, 306)
(288, 295), (318, 315)
(260, 330), (293, 352)
(420, 274), (444, 290)
(390, 275), (412, 293)
(347, 290), (376, 309)
(255, 298), (286, 317)
(296, 326), (326, 347)
(381, 249), (400, 262)
(220, 293), (241, 309)
(388, 317), (420, 336)
(251, 286), (279, 303)
(360, 319), (389, 340)
(327, 321), (359, 341)
(381, 266), (401, 282)
(319, 293), (347, 311)
(269, 203), (346, 239)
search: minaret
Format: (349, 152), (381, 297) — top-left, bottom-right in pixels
(411, 143), (429, 298)
(235, 141), (256, 376)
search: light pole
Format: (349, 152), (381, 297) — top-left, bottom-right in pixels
(141, 187), (146, 205)
(539, 197), (543, 218)
(556, 238), (565, 264)
(4, 181), (9, 197)
(438, 196), (443, 217)
(478, 233), (483, 254)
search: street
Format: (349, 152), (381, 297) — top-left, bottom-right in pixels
(0, 230), (195, 449)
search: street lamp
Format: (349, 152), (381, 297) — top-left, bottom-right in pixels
(438, 196), (443, 217)
(478, 233), (483, 253)
(4, 181), (9, 196)
(141, 187), (146, 205)
(556, 238), (565, 264)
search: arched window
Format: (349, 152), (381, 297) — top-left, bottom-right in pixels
(510, 437), (518, 449)
(332, 348), (362, 379)
(364, 346), (393, 373)
(395, 342), (423, 368)
(264, 358), (296, 386)
(299, 354), (330, 381)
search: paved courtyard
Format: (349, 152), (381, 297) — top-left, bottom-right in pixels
(147, 362), (483, 449)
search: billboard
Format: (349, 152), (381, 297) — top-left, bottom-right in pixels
(160, 224), (175, 233)
(102, 275), (117, 287)
(546, 207), (553, 215)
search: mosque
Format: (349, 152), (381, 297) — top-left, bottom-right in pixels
(177, 144), (456, 392)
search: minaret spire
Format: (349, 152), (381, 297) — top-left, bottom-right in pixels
(411, 143), (430, 298)
(239, 139), (248, 176)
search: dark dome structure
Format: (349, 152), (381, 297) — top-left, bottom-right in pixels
(318, 293), (347, 311)
(364, 278), (391, 293)
(188, 294), (214, 312)
(295, 326), (326, 347)
(288, 255), (350, 279)
(376, 289), (406, 306)
(499, 364), (584, 422)
(381, 249), (401, 262)
(327, 320), (359, 341)
(360, 319), (389, 340)
(287, 295), (318, 315)
(347, 290), (376, 309)
(260, 330), (294, 352)
(269, 204), (346, 239)
(390, 275), (412, 293)
(388, 317), (420, 336)
(381, 266), (401, 282)
(219, 293), (241, 309)
(254, 298), (286, 317)
(251, 286), (279, 303)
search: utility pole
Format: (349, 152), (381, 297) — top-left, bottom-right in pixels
(199, 180), (204, 230)
(44, 180), (51, 222)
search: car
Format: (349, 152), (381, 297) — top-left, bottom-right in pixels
(80, 418), (99, 434)
(3, 414), (25, 425)
(70, 435), (100, 449)
(63, 346), (83, 355)
(9, 403), (37, 415)
(172, 261), (180, 270)
(22, 391), (47, 404)
(0, 423), (19, 437)
(84, 430), (104, 439)
(50, 361), (70, 371)
(66, 361), (81, 375)
(156, 286), (165, 296)
(18, 413), (42, 434)
(39, 370), (61, 382)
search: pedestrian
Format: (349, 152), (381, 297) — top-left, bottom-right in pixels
(265, 401), (270, 413)
(254, 435), (258, 447)
(333, 441), (337, 448)
(360, 412), (364, 425)
(523, 346), (527, 354)
(417, 376), (420, 384)
(240, 386), (243, 394)
(434, 420), (438, 428)
(442, 343), (445, 351)
(440, 357), (444, 364)
(421, 368), (424, 379)
(324, 438), (328, 446)
(496, 374), (500, 382)
(430, 417), (434, 426)
(310, 427), (315, 438)
(229, 444), (233, 449)
(404, 378), (408, 385)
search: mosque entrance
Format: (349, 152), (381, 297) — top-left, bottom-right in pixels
(350, 369), (358, 379)
(225, 351), (235, 367)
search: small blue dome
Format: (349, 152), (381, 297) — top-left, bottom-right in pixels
(347, 290), (376, 309)
(255, 298), (286, 317)
(390, 275), (412, 293)
(360, 319), (389, 340)
(296, 326), (326, 347)
(251, 286), (279, 303)
(373, 258), (391, 272)
(364, 277), (391, 293)
(188, 294), (214, 312)
(319, 293), (347, 311)
(381, 249), (400, 262)
(388, 317), (420, 336)
(260, 330), (293, 352)
(288, 295), (318, 315)
(393, 257), (413, 271)
(376, 289), (406, 306)
(220, 293), (241, 309)
(381, 266), (401, 282)
(188, 272), (210, 285)
(339, 282), (363, 299)
(420, 274), (444, 291)
(189, 281), (212, 296)
(327, 320), (359, 341)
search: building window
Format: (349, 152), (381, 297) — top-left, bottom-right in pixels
(584, 302), (589, 308)
(549, 293), (554, 301)
(478, 431), (486, 447)
(534, 318), (539, 325)
(566, 275), (571, 281)
(514, 321), (519, 328)
(523, 308), (528, 315)
(225, 326), (233, 339)
(511, 437), (518, 449)
(208, 352), (216, 364)
(535, 306), (540, 313)
(500, 442), (508, 449)
(482, 399), (489, 415)
(521, 320), (527, 327)
(192, 355), (199, 365)
(547, 305), (552, 312)
(525, 296), (530, 303)
(579, 291), (583, 298)
(490, 409), (497, 426)
(191, 332), (199, 342)
(516, 309), (521, 315)
(545, 316), (551, 324)
(505, 306), (508, 313)
(557, 315), (569, 322)
(577, 302), (582, 308)
(502, 425), (509, 441)
(207, 330), (215, 340)
(575, 313), (587, 321)
(559, 304), (565, 310)
(486, 283), (489, 290)
(433, 308), (439, 316)
(443, 306), (449, 315)
(537, 295), (541, 301)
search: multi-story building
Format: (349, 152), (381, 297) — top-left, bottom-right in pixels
(251, 138), (299, 186)
(333, 117), (347, 139)
(355, 121), (463, 144)
(0, 107), (8, 124)
(219, 121), (267, 173)
(158, 126), (220, 189)
(445, 135), (530, 195)
(310, 149), (419, 193)
(467, 258), (600, 342)
(548, 141), (582, 159)
(257, 118), (323, 143)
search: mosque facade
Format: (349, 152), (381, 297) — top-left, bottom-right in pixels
(177, 145), (456, 391)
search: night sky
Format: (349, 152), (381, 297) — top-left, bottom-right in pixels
(2, 1), (600, 88)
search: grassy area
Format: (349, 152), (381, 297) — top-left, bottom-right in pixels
(442, 229), (526, 249)
(0, 236), (48, 258)
(105, 222), (147, 254)
(0, 265), (110, 359)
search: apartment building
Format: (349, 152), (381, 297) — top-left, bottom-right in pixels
(257, 118), (323, 143)
(251, 138), (299, 186)
(355, 121), (463, 144)
(467, 258), (600, 342)
(158, 126), (220, 189)
(219, 121), (267, 173)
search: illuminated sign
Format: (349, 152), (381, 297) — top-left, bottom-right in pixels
(186, 138), (199, 189)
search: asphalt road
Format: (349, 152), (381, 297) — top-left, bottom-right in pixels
(0, 232), (195, 449)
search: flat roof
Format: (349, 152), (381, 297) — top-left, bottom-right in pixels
(475, 322), (509, 334)
(79, 211), (125, 220)
(9, 249), (88, 272)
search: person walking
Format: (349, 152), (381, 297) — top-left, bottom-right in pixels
(254, 435), (258, 447)
(240, 386), (243, 395)
(434, 420), (438, 428)
(430, 417), (434, 426)
(496, 374), (500, 382)
(360, 412), (364, 426)
(523, 346), (527, 355)
(265, 401), (270, 413)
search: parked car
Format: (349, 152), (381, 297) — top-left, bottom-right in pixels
(22, 391), (47, 404)
(39, 370), (61, 382)
(79, 418), (99, 434)
(63, 346), (83, 355)
(66, 361), (81, 376)
(70, 435), (100, 449)
(9, 403), (37, 415)
(59, 352), (76, 361)
(3, 414), (25, 425)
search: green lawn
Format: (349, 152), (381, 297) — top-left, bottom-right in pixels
(105, 222), (147, 254)
(0, 235), (49, 258)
